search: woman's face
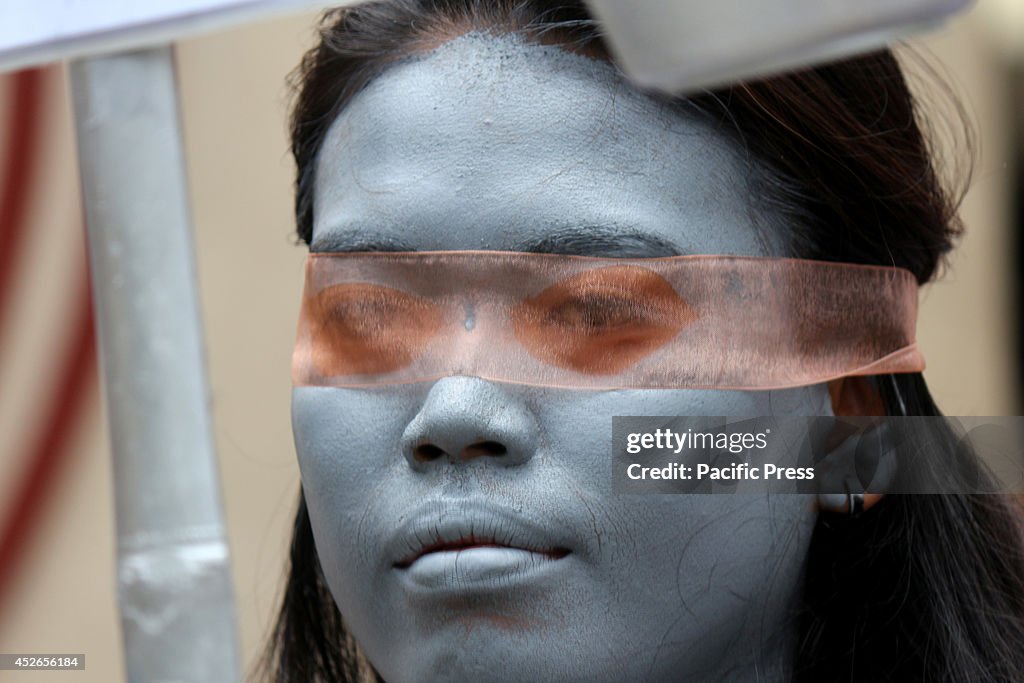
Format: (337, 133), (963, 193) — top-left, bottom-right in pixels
(293, 33), (830, 683)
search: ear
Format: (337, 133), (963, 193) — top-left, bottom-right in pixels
(817, 376), (892, 513)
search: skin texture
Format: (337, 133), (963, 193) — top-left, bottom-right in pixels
(293, 33), (832, 682)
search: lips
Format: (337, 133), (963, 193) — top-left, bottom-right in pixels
(396, 535), (570, 568)
(388, 501), (572, 588)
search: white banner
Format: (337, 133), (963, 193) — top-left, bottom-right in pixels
(0, 0), (357, 72)
(587, 0), (973, 92)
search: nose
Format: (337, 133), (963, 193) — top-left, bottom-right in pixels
(400, 376), (539, 470)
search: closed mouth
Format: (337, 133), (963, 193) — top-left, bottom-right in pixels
(395, 535), (570, 568)
(388, 501), (573, 570)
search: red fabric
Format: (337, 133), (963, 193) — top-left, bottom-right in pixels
(0, 69), (43, 342)
(0, 68), (98, 616)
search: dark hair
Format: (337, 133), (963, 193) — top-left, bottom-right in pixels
(262, 2), (1024, 681)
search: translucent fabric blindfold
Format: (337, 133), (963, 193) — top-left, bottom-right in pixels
(292, 251), (924, 390)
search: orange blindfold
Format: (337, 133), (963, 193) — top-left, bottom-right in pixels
(292, 251), (923, 390)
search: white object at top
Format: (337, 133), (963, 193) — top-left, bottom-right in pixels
(0, 0), (976, 87)
(586, 0), (974, 93)
(0, 0), (354, 72)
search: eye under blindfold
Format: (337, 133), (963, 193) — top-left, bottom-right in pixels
(292, 251), (923, 391)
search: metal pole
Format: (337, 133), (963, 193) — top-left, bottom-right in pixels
(69, 47), (239, 682)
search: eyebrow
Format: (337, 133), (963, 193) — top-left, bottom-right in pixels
(309, 225), (685, 257)
(517, 226), (685, 258)
(309, 230), (414, 253)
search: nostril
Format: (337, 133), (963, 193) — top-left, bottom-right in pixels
(413, 443), (446, 462)
(462, 440), (508, 459)
(479, 441), (508, 456)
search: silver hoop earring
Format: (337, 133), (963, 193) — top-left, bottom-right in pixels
(847, 488), (865, 515)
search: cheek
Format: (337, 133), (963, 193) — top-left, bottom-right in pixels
(533, 384), (832, 483)
(290, 387), (418, 581)
(604, 496), (816, 603)
(594, 495), (815, 670)
(527, 387), (823, 646)
(291, 386), (409, 494)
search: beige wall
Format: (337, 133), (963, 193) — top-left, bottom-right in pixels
(913, 8), (1021, 415)
(0, 5), (1018, 682)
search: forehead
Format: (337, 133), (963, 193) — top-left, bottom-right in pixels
(312, 32), (783, 256)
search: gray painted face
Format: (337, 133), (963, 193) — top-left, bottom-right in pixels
(294, 33), (831, 682)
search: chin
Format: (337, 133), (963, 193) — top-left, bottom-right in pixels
(376, 635), (621, 683)
(362, 606), (703, 683)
